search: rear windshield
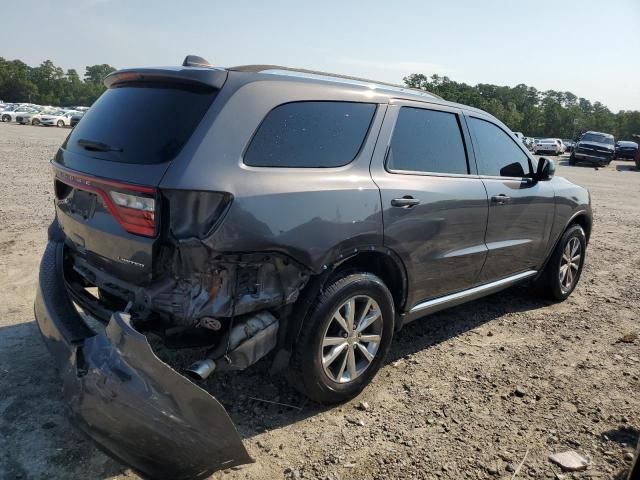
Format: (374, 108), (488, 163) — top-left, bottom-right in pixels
(65, 82), (216, 164)
(580, 133), (614, 145)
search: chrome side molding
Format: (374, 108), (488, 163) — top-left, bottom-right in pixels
(404, 270), (538, 323)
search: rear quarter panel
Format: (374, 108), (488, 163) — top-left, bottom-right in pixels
(160, 75), (390, 271)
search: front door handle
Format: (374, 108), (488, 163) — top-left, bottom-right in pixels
(391, 196), (421, 208)
(491, 194), (511, 205)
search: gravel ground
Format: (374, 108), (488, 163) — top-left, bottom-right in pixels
(0, 122), (638, 480)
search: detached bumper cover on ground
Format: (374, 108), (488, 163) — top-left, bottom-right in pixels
(34, 241), (252, 480)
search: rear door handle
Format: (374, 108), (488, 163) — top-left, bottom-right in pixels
(491, 194), (511, 205)
(391, 196), (421, 208)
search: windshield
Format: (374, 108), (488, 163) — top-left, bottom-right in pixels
(581, 133), (614, 145)
(65, 82), (217, 164)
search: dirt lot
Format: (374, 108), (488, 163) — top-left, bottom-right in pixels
(0, 122), (638, 480)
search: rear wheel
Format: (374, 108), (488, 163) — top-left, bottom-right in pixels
(289, 273), (394, 403)
(534, 224), (586, 301)
(1, 114), (10, 122)
(56, 120), (64, 127)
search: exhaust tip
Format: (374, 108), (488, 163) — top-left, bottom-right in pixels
(185, 359), (216, 381)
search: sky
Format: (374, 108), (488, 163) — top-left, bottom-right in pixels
(2, 0), (639, 111)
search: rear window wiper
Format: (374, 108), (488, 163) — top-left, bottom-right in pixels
(77, 139), (123, 153)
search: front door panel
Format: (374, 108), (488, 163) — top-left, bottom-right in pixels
(479, 178), (554, 281)
(464, 114), (555, 282)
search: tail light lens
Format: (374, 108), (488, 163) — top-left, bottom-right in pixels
(54, 167), (158, 237)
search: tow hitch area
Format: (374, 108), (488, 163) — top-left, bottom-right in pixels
(35, 242), (252, 480)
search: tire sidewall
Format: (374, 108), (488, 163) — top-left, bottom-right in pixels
(297, 274), (394, 403)
(549, 225), (586, 300)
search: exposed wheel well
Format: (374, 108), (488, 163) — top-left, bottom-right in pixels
(331, 251), (407, 313)
(569, 213), (592, 244)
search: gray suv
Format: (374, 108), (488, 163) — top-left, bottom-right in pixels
(35, 56), (592, 478)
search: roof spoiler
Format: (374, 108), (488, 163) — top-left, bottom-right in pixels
(104, 56), (227, 89)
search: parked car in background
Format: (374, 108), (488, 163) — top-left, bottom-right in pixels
(35, 57), (593, 479)
(39, 110), (78, 127)
(3, 106), (40, 123)
(614, 140), (638, 160)
(523, 137), (536, 152)
(562, 139), (575, 152)
(1, 104), (24, 121)
(70, 111), (85, 127)
(16, 108), (54, 125)
(534, 138), (562, 155)
(570, 131), (615, 166)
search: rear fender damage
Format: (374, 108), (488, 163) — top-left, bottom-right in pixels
(66, 201), (311, 374)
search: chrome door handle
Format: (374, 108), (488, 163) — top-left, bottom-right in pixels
(391, 197), (420, 208)
(491, 194), (511, 205)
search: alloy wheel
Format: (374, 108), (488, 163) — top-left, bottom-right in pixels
(559, 237), (581, 293)
(321, 295), (383, 383)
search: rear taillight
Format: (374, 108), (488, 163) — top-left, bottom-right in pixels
(54, 166), (158, 237)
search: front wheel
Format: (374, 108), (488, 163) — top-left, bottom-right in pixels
(289, 273), (395, 403)
(534, 224), (586, 301)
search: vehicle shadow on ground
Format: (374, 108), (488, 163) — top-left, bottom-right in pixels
(194, 285), (553, 439)
(616, 164), (638, 172)
(0, 286), (552, 477)
(557, 160), (600, 169)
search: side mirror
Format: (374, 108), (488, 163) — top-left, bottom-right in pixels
(536, 157), (555, 181)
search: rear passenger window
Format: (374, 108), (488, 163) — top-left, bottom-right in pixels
(244, 101), (376, 167)
(387, 107), (468, 174)
(468, 117), (531, 177)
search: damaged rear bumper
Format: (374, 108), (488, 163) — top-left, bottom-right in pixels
(34, 241), (252, 479)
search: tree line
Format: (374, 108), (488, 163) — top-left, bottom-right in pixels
(404, 74), (640, 141)
(0, 58), (115, 107)
(2, 58), (639, 140)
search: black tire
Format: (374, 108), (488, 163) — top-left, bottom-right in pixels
(289, 273), (395, 404)
(31, 119), (39, 126)
(534, 224), (586, 301)
(1, 114), (10, 122)
(56, 120), (64, 127)
(569, 153), (576, 166)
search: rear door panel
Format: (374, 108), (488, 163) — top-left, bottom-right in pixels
(370, 102), (489, 309)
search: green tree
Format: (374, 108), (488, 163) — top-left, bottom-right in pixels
(403, 72), (639, 139)
(84, 64), (116, 84)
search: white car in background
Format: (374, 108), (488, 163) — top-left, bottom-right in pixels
(534, 138), (563, 155)
(16, 108), (58, 125)
(39, 110), (79, 127)
(2, 106), (41, 123)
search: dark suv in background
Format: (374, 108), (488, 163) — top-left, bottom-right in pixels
(570, 130), (616, 166)
(35, 56), (592, 479)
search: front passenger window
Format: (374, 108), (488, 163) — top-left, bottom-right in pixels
(468, 117), (531, 177)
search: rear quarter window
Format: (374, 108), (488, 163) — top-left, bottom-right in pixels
(243, 101), (376, 168)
